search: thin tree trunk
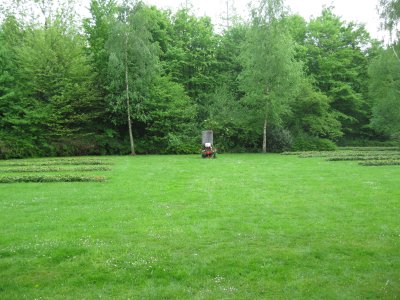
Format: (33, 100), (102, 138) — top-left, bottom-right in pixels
(263, 87), (269, 154)
(262, 117), (267, 153)
(125, 31), (135, 156)
(392, 45), (400, 63)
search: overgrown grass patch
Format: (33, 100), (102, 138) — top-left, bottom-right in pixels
(298, 151), (400, 158)
(0, 174), (106, 183)
(327, 154), (400, 161)
(360, 159), (400, 166)
(284, 147), (400, 166)
(0, 154), (399, 298)
(0, 166), (112, 173)
(0, 159), (112, 167)
(338, 146), (400, 151)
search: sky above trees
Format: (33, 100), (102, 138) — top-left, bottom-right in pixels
(142, 0), (384, 39)
(0, 0), (385, 39)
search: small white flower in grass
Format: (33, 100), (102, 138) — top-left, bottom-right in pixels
(222, 286), (238, 293)
(214, 275), (224, 283)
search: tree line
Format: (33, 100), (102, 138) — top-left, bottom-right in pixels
(0, 0), (399, 158)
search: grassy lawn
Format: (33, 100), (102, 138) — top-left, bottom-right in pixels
(0, 154), (399, 299)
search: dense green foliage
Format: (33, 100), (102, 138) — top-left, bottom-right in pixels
(0, 154), (399, 297)
(0, 0), (399, 157)
(302, 9), (373, 138)
(369, 45), (400, 138)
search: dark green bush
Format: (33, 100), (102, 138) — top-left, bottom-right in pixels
(165, 133), (199, 154)
(339, 139), (400, 147)
(291, 135), (337, 151)
(266, 127), (293, 153)
(0, 138), (42, 159)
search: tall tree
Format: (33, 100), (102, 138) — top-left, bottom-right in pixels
(0, 10), (101, 158)
(0, 15), (29, 158)
(239, 0), (302, 153)
(165, 8), (218, 123)
(289, 80), (343, 140)
(17, 18), (100, 150)
(304, 8), (373, 138)
(379, 0), (400, 66)
(203, 23), (249, 151)
(379, 0), (400, 36)
(84, 0), (117, 98)
(106, 0), (159, 155)
(368, 45), (400, 138)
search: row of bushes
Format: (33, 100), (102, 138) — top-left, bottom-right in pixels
(327, 155), (400, 161)
(296, 151), (400, 158)
(282, 146), (400, 166)
(339, 139), (400, 147)
(1, 166), (112, 173)
(0, 133), (137, 159)
(360, 160), (400, 166)
(291, 136), (337, 151)
(0, 160), (111, 167)
(338, 146), (400, 151)
(280, 136), (399, 153)
(0, 125), (338, 157)
(0, 132), (200, 159)
(0, 175), (106, 183)
(2, 128), (398, 158)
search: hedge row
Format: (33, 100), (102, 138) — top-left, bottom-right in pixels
(327, 155), (400, 161)
(285, 146), (400, 155)
(359, 160), (400, 166)
(0, 175), (106, 183)
(303, 151), (399, 158)
(338, 146), (400, 151)
(0, 166), (112, 173)
(282, 147), (400, 167)
(0, 160), (112, 167)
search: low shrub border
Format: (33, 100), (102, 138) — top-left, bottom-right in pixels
(0, 166), (112, 173)
(282, 147), (400, 167)
(0, 175), (106, 183)
(327, 155), (400, 161)
(299, 151), (400, 158)
(0, 160), (112, 167)
(359, 160), (400, 166)
(338, 146), (400, 151)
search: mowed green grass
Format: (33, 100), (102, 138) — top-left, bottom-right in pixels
(0, 154), (399, 299)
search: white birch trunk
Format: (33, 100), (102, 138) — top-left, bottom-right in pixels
(262, 117), (267, 153)
(125, 30), (135, 155)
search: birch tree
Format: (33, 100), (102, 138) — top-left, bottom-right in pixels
(239, 0), (302, 153)
(106, 0), (159, 155)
